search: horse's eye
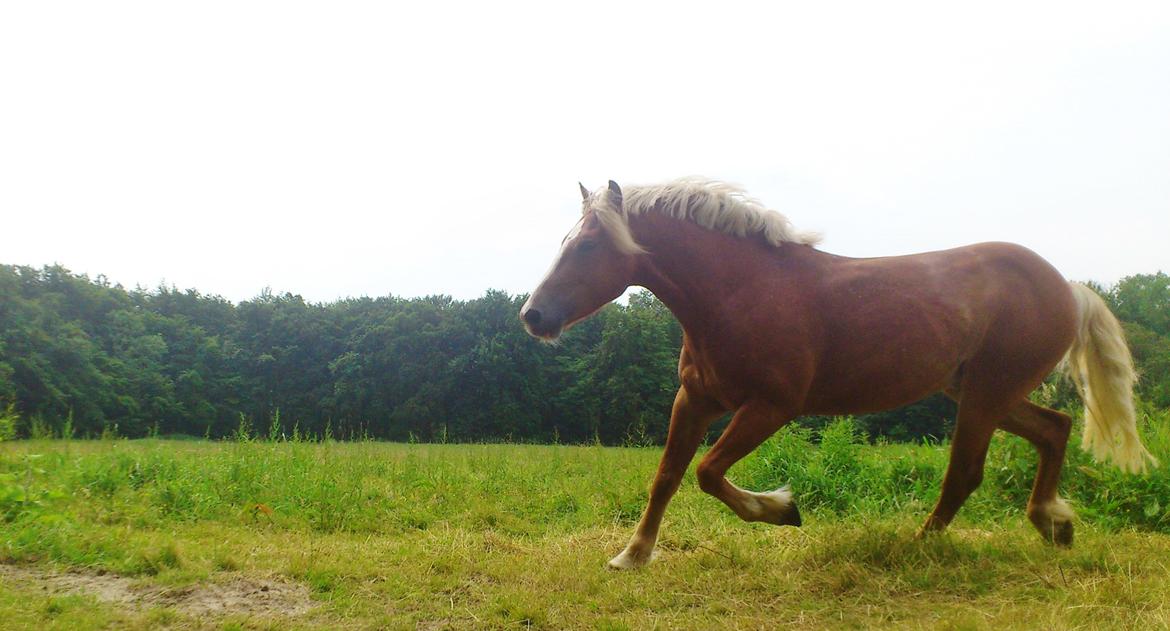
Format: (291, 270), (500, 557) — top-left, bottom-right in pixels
(578, 239), (597, 252)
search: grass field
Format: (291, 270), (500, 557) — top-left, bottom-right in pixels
(2, 416), (1169, 629)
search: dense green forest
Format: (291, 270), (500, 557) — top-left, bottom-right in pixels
(1, 264), (1167, 443)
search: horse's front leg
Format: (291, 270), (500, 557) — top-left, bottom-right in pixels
(695, 400), (802, 526)
(608, 387), (724, 570)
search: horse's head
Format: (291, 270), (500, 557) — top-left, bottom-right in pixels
(520, 180), (639, 340)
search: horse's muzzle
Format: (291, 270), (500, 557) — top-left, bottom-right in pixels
(520, 304), (563, 340)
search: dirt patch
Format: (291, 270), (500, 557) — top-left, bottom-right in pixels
(0, 563), (314, 618)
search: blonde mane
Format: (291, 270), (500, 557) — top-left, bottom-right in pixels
(585, 177), (821, 255)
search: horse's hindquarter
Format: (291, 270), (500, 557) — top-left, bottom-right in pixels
(799, 242), (1076, 415)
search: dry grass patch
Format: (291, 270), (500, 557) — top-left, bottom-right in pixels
(0, 563), (314, 619)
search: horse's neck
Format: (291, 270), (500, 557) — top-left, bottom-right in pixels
(628, 213), (822, 336)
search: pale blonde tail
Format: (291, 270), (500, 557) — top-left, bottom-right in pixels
(1064, 283), (1157, 474)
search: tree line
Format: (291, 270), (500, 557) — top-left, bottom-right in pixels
(1, 264), (1167, 443)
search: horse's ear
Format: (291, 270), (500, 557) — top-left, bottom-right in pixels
(578, 182), (590, 201)
(607, 180), (623, 207)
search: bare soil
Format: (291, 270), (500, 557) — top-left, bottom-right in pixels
(0, 563), (314, 618)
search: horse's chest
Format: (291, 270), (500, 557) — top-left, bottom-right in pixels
(679, 342), (787, 408)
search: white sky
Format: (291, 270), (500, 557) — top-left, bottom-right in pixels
(2, 1), (1168, 303)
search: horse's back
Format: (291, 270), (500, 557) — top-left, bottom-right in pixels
(825, 241), (1075, 330)
(797, 241), (1077, 414)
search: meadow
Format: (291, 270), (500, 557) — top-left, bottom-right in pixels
(1, 412), (1169, 630)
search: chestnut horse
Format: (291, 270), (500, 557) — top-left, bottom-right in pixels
(521, 178), (1155, 570)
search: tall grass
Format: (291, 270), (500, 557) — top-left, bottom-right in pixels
(739, 407), (1170, 530)
(1, 407), (1166, 550)
(0, 404), (16, 442)
(1, 414), (1169, 629)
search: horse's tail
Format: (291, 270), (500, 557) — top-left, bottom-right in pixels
(1062, 282), (1157, 474)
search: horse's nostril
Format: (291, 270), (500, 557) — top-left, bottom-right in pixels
(522, 308), (542, 326)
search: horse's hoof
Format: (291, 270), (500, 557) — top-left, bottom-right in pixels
(607, 547), (656, 570)
(789, 496), (802, 527)
(1035, 518), (1074, 547)
(915, 516), (947, 539)
(754, 486), (801, 527)
(1029, 499), (1075, 548)
(1052, 520), (1074, 547)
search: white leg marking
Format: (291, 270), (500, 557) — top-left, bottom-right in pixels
(730, 485), (800, 525)
(607, 540), (658, 570)
(1034, 497), (1075, 522)
(1028, 496), (1075, 545)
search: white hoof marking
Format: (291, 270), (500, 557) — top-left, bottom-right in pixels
(741, 486), (800, 525)
(607, 546), (657, 570)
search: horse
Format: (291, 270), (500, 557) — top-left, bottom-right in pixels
(520, 177), (1156, 570)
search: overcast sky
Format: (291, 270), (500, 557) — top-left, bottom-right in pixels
(2, 1), (1168, 303)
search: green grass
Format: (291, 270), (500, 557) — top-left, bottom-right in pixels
(1, 411), (1169, 629)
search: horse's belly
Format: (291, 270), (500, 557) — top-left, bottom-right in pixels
(802, 351), (962, 416)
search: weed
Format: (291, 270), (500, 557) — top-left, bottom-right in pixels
(0, 403), (17, 442)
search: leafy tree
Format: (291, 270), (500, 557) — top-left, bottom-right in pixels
(0, 263), (1165, 443)
(1110, 272), (1170, 336)
(560, 291), (682, 444)
(1101, 273), (1170, 407)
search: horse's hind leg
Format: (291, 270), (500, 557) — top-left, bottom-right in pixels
(694, 401), (802, 526)
(918, 394), (1001, 536)
(1000, 400), (1074, 546)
